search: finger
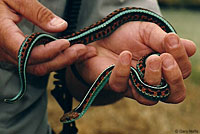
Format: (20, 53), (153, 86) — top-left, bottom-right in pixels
(122, 53), (160, 105)
(76, 45), (97, 62)
(28, 39), (70, 65)
(144, 54), (162, 85)
(160, 53), (186, 104)
(126, 54), (161, 105)
(140, 22), (167, 53)
(0, 2), (26, 62)
(27, 44), (96, 76)
(4, 0), (67, 32)
(181, 38), (196, 57)
(109, 51), (132, 93)
(164, 33), (191, 79)
(0, 48), (17, 64)
(0, 1), (22, 23)
(0, 19), (25, 61)
(140, 22), (196, 57)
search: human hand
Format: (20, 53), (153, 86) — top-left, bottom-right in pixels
(0, 0), (96, 76)
(74, 21), (196, 105)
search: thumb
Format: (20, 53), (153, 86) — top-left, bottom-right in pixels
(140, 22), (167, 53)
(4, 0), (67, 32)
(109, 51), (132, 93)
(140, 22), (195, 57)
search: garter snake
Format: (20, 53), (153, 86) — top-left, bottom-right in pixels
(1, 7), (176, 123)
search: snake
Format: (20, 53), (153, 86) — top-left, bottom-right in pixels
(1, 7), (176, 123)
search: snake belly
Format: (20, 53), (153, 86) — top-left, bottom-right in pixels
(1, 7), (176, 122)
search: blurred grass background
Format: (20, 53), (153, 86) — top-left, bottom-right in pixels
(47, 1), (200, 134)
(159, 0), (200, 9)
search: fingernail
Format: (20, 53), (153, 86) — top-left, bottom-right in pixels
(162, 55), (175, 69)
(49, 17), (66, 26)
(120, 52), (132, 65)
(149, 59), (161, 71)
(57, 39), (70, 49)
(166, 34), (180, 48)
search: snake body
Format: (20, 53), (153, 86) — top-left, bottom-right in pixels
(2, 7), (176, 123)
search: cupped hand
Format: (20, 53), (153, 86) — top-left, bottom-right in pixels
(75, 21), (196, 105)
(0, 0), (96, 76)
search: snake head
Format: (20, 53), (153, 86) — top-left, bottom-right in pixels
(60, 110), (80, 123)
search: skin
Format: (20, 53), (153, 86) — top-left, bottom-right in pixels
(67, 21), (196, 106)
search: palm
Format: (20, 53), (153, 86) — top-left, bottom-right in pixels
(76, 21), (156, 84)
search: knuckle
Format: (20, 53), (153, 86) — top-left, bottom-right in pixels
(66, 50), (78, 64)
(172, 54), (192, 79)
(12, 0), (26, 14)
(169, 74), (182, 85)
(172, 92), (186, 104)
(139, 22), (157, 44)
(174, 52), (186, 62)
(181, 62), (192, 79)
(109, 82), (126, 93)
(36, 5), (53, 23)
(182, 70), (191, 79)
(174, 95), (186, 104)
